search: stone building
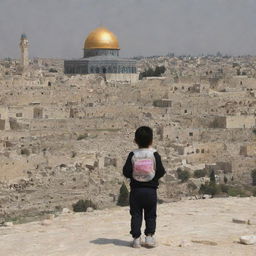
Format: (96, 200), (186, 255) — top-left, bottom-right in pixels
(64, 27), (138, 82)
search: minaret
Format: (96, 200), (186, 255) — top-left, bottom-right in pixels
(19, 33), (29, 69)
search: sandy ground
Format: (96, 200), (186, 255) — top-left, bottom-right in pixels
(0, 197), (256, 256)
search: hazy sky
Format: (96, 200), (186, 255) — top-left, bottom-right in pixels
(0, 0), (256, 59)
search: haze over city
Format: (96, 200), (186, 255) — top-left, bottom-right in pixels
(1, 0), (256, 58)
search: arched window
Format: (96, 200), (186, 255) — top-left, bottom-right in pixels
(90, 67), (94, 73)
(102, 67), (106, 74)
(113, 66), (117, 73)
(108, 66), (112, 73)
(96, 67), (100, 73)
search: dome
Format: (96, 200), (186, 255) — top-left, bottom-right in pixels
(21, 33), (27, 40)
(84, 27), (120, 50)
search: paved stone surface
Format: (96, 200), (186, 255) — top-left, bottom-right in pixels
(0, 198), (256, 256)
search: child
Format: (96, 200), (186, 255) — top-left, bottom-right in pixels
(123, 126), (166, 248)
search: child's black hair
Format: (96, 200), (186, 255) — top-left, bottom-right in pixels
(135, 126), (153, 148)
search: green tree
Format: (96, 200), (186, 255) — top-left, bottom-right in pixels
(251, 169), (256, 186)
(155, 66), (166, 76)
(117, 182), (129, 206)
(139, 66), (166, 79)
(210, 170), (216, 183)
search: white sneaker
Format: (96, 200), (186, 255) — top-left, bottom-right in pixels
(145, 235), (156, 248)
(132, 237), (141, 248)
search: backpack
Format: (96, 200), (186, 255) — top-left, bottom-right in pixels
(131, 148), (156, 182)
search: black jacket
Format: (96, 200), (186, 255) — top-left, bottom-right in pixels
(123, 151), (166, 189)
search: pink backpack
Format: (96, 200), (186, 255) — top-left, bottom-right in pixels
(132, 148), (156, 182)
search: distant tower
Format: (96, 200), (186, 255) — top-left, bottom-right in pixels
(19, 33), (29, 69)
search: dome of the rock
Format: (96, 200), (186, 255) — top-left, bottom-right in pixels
(84, 27), (120, 50)
(64, 26), (137, 80)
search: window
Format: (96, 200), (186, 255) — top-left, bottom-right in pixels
(108, 66), (112, 73)
(189, 132), (193, 136)
(33, 108), (43, 119)
(16, 113), (23, 117)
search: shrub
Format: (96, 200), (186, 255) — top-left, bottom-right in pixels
(117, 182), (129, 206)
(193, 169), (207, 178)
(49, 68), (58, 73)
(253, 188), (256, 197)
(72, 199), (96, 212)
(157, 199), (164, 204)
(220, 184), (229, 193)
(199, 182), (220, 196)
(200, 182), (251, 197)
(177, 168), (190, 183)
(224, 176), (228, 184)
(227, 187), (248, 197)
(251, 169), (256, 186)
(77, 134), (88, 140)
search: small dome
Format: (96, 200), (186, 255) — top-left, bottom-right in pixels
(21, 33), (27, 40)
(84, 27), (120, 50)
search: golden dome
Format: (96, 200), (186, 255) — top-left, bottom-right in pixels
(84, 27), (120, 50)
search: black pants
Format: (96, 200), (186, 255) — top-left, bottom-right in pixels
(129, 187), (157, 238)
